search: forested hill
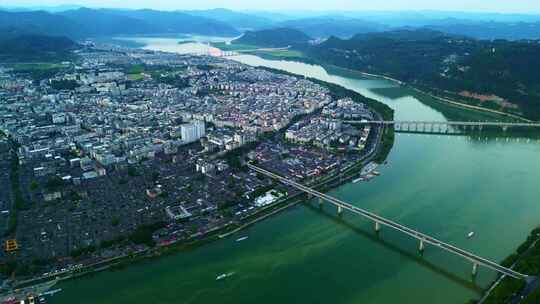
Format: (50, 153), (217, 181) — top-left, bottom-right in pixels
(306, 29), (540, 120)
(233, 28), (312, 47)
(0, 34), (77, 61)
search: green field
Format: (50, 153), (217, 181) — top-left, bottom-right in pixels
(11, 63), (69, 71)
(128, 73), (144, 81)
(255, 49), (304, 58)
(210, 42), (305, 59)
(8, 62), (71, 81)
(211, 42), (260, 51)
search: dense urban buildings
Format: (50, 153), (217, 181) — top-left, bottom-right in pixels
(0, 43), (382, 294)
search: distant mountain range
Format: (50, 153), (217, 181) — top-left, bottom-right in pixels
(277, 17), (387, 39)
(420, 21), (540, 40)
(0, 8), (240, 39)
(234, 28), (312, 47)
(4, 7), (540, 41)
(183, 8), (274, 30)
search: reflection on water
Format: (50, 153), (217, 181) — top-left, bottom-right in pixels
(50, 37), (540, 304)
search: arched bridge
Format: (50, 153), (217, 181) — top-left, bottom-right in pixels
(248, 163), (530, 281)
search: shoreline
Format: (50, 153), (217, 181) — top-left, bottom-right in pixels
(240, 50), (533, 123)
(5, 144), (382, 295)
(1, 61), (390, 296)
(322, 64), (533, 123)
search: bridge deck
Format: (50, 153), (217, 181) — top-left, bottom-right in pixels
(346, 120), (540, 127)
(248, 164), (529, 280)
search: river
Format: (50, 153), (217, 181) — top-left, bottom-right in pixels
(50, 38), (540, 304)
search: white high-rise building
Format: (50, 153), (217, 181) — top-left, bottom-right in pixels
(181, 120), (206, 143)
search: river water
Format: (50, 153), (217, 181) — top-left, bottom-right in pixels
(51, 38), (540, 304)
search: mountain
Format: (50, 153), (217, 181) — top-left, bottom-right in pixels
(0, 10), (84, 38)
(242, 11), (296, 23)
(184, 8), (273, 30)
(58, 8), (158, 36)
(307, 29), (540, 119)
(0, 34), (77, 61)
(277, 17), (387, 39)
(0, 5), (83, 13)
(0, 8), (240, 39)
(233, 28), (312, 47)
(311, 29), (474, 82)
(107, 9), (240, 36)
(422, 21), (540, 40)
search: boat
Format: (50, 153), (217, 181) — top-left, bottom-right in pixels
(40, 289), (62, 297)
(467, 232), (475, 238)
(236, 236), (248, 242)
(352, 177), (363, 183)
(216, 272), (235, 281)
(372, 171), (380, 176)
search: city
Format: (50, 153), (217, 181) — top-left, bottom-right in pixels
(1, 43), (388, 302)
(2, 1), (540, 304)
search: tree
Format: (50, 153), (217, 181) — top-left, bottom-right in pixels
(128, 222), (166, 247)
(111, 217), (120, 226)
(45, 176), (63, 190)
(127, 166), (138, 177)
(30, 180), (39, 191)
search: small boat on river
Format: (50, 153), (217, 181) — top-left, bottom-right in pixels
(216, 272), (235, 281)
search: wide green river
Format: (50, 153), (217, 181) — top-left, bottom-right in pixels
(51, 38), (540, 304)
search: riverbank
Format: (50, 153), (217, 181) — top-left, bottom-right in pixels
(33, 40), (540, 304)
(470, 227), (540, 304)
(320, 64), (533, 123)
(1, 66), (391, 297)
(8, 136), (383, 295)
(237, 47), (533, 123)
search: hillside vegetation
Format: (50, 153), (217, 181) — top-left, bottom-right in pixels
(233, 28), (312, 48)
(306, 29), (540, 120)
(0, 34), (77, 62)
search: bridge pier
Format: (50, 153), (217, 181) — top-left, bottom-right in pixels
(337, 205), (343, 215)
(319, 197), (324, 207)
(374, 221), (381, 233)
(419, 239), (425, 252)
(502, 126), (508, 132)
(248, 164), (530, 282)
(472, 263), (479, 276)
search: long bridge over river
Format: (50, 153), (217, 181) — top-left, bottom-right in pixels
(189, 44), (292, 57)
(248, 163), (530, 281)
(345, 120), (540, 134)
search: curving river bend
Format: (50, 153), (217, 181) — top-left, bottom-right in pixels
(51, 38), (540, 304)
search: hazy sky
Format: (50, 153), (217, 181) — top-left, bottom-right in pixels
(3, 0), (540, 13)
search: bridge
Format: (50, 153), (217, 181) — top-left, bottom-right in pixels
(189, 45), (292, 57)
(346, 120), (540, 134)
(248, 163), (530, 281)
